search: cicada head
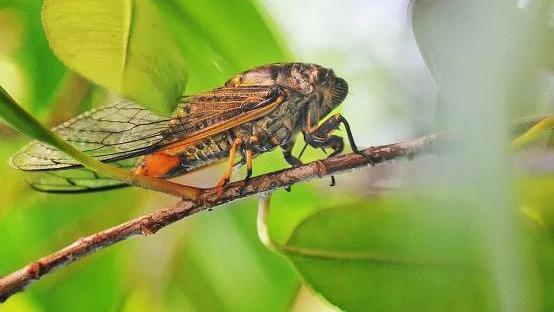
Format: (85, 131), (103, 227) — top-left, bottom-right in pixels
(225, 63), (348, 117)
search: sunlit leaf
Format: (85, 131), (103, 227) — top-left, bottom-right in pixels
(42, 0), (188, 113)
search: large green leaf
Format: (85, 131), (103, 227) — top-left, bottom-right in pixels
(284, 196), (496, 311)
(42, 0), (187, 113)
(283, 189), (554, 311)
(155, 0), (291, 93)
(167, 0), (291, 70)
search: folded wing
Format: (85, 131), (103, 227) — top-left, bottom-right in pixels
(25, 159), (137, 193)
(10, 85), (283, 192)
(10, 99), (170, 171)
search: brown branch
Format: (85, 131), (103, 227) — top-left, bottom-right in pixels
(0, 134), (441, 303)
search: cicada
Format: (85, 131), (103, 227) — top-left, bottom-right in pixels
(10, 63), (363, 193)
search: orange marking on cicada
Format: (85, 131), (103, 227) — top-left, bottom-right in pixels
(134, 152), (181, 177)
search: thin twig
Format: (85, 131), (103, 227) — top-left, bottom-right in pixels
(0, 134), (441, 303)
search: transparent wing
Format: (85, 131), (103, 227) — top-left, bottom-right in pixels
(24, 158), (138, 193)
(10, 85), (282, 173)
(10, 99), (170, 171)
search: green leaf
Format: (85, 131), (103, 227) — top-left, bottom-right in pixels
(166, 0), (291, 70)
(155, 0), (291, 93)
(42, 0), (187, 113)
(284, 195), (497, 312)
(172, 204), (299, 312)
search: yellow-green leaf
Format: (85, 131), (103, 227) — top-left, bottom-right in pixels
(42, 0), (187, 113)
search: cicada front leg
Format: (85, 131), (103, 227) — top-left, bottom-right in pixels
(302, 113), (372, 187)
(282, 139), (303, 167)
(302, 129), (343, 187)
(304, 113), (370, 161)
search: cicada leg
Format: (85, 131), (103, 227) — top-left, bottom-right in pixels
(237, 147), (254, 195)
(302, 114), (372, 186)
(282, 140), (303, 167)
(303, 133), (343, 187)
(215, 136), (259, 196)
(281, 140), (301, 192)
(237, 135), (261, 195)
(304, 113), (370, 161)
(215, 138), (242, 196)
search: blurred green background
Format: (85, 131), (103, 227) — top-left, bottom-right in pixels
(1, 0), (554, 311)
